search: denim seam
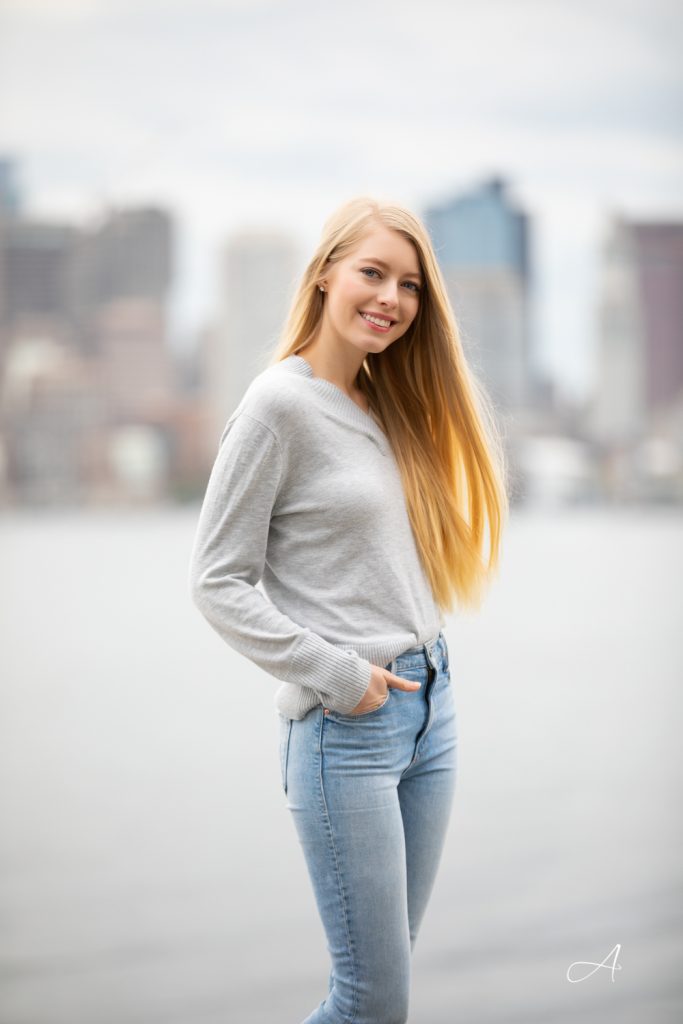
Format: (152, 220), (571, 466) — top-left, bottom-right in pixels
(317, 710), (360, 1022)
(408, 656), (438, 768)
(282, 719), (292, 794)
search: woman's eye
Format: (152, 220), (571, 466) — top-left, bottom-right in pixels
(361, 267), (420, 292)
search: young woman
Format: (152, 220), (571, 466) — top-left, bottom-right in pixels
(189, 195), (508, 1023)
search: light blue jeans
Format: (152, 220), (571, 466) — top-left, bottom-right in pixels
(278, 630), (458, 1024)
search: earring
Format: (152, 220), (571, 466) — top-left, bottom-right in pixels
(319, 285), (325, 292)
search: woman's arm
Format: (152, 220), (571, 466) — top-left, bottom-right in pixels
(188, 411), (372, 714)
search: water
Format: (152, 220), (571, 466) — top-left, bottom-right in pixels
(1, 505), (681, 1023)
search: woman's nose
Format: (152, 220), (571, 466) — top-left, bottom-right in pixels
(377, 281), (399, 307)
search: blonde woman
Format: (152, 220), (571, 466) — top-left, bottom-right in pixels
(189, 195), (508, 1023)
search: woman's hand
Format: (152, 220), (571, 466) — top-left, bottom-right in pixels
(346, 663), (421, 715)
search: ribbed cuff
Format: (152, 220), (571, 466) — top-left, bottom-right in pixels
(291, 632), (373, 714)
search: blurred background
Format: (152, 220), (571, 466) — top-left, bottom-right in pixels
(0, 1), (681, 1022)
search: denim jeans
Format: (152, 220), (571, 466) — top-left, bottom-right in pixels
(278, 630), (458, 1024)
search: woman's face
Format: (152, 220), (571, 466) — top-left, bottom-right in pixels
(318, 223), (422, 356)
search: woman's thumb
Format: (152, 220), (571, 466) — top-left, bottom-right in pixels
(388, 672), (421, 691)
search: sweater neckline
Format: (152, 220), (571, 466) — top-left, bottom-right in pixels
(280, 354), (390, 454)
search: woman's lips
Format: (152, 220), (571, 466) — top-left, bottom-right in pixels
(359, 312), (393, 333)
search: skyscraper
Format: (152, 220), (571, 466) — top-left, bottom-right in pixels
(423, 177), (532, 413)
(203, 229), (300, 456)
(592, 217), (683, 444)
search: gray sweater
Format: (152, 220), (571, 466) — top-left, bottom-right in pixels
(188, 354), (444, 721)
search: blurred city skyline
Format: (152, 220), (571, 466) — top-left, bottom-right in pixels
(1, 0), (681, 402)
(1, 7), (681, 1019)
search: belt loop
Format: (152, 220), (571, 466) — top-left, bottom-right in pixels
(424, 635), (438, 673)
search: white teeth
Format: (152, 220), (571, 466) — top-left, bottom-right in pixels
(361, 313), (392, 328)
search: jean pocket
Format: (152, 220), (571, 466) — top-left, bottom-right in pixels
(279, 716), (293, 794)
(326, 689), (391, 721)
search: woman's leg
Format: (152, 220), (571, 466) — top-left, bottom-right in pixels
(398, 676), (458, 950)
(278, 633), (457, 1023)
(283, 699), (412, 1024)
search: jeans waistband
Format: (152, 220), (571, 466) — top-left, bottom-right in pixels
(395, 629), (443, 661)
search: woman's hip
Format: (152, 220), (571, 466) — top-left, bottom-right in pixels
(278, 631), (456, 799)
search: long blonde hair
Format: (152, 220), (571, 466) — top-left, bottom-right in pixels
(267, 195), (510, 613)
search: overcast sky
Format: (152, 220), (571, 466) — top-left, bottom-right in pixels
(1, 0), (681, 401)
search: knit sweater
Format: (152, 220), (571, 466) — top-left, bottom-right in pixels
(188, 353), (444, 721)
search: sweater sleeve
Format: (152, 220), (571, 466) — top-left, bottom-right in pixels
(188, 411), (372, 714)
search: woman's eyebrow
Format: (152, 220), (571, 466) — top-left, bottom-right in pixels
(357, 256), (422, 281)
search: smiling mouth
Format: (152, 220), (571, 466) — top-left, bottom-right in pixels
(360, 312), (394, 329)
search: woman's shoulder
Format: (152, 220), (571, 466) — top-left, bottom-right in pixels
(228, 360), (305, 435)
